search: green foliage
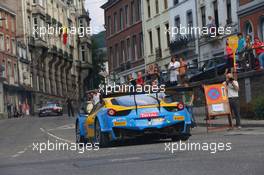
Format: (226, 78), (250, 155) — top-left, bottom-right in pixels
(252, 96), (264, 119)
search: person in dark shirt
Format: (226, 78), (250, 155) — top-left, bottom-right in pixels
(66, 97), (74, 117)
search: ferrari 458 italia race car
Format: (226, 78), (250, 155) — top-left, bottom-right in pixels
(75, 93), (192, 147)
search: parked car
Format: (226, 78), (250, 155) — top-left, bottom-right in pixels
(189, 57), (227, 82)
(38, 103), (63, 117)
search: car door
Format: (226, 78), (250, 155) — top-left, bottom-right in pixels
(86, 103), (103, 138)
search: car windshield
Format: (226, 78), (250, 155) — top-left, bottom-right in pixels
(47, 103), (57, 107)
(111, 94), (159, 107)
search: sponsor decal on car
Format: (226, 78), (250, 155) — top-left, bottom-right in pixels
(140, 112), (158, 118)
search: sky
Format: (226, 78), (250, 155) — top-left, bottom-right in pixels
(85, 0), (107, 34)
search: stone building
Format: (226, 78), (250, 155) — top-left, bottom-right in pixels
(101, 0), (144, 84)
(2, 0), (93, 114)
(238, 0), (264, 41)
(0, 4), (19, 118)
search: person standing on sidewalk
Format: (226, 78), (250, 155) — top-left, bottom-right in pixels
(223, 73), (242, 128)
(66, 96), (74, 117)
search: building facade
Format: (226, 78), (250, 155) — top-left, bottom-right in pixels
(238, 0), (264, 41)
(1, 0), (93, 115)
(102, 0), (144, 84)
(142, 0), (170, 72)
(168, 0), (199, 66)
(0, 4), (19, 118)
(197, 0), (239, 62)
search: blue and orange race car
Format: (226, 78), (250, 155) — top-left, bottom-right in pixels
(75, 93), (192, 147)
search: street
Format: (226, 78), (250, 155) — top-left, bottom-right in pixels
(0, 116), (263, 175)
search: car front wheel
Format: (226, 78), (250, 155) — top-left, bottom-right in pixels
(76, 122), (85, 143)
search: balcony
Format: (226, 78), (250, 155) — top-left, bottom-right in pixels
(32, 4), (45, 16)
(28, 36), (48, 49)
(169, 34), (196, 54)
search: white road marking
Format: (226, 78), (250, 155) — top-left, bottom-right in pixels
(11, 146), (29, 158)
(110, 157), (141, 162)
(40, 127), (72, 143)
(48, 124), (75, 131)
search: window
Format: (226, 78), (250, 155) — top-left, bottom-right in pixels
(81, 45), (86, 62)
(213, 0), (219, 28)
(0, 12), (2, 27)
(119, 8), (124, 30)
(148, 30), (153, 54)
(226, 0), (232, 24)
(1, 60), (5, 78)
(155, 0), (159, 14)
(201, 6), (206, 27)
(136, 0), (141, 21)
(33, 17), (38, 38)
(121, 41), (125, 63)
(14, 64), (18, 83)
(187, 11), (193, 27)
(11, 18), (15, 32)
(6, 36), (10, 52)
(126, 38), (131, 61)
(132, 35), (137, 60)
(7, 62), (12, 81)
(261, 18), (264, 41)
(165, 23), (170, 48)
(157, 27), (161, 49)
(113, 12), (117, 33)
(0, 34), (4, 50)
(5, 14), (8, 30)
(174, 0), (179, 6)
(174, 16), (180, 32)
(115, 44), (119, 66)
(245, 22), (253, 39)
(164, 0), (168, 10)
(147, 0), (151, 18)
(139, 33), (144, 58)
(125, 5), (129, 27)
(131, 1), (135, 25)
(11, 39), (16, 55)
(107, 16), (111, 35)
(109, 47), (113, 69)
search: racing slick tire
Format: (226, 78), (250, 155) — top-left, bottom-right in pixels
(94, 118), (110, 148)
(76, 122), (86, 144)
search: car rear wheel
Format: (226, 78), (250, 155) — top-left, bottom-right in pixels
(94, 119), (110, 148)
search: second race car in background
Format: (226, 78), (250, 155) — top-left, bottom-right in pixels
(38, 103), (63, 117)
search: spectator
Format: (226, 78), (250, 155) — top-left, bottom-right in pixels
(252, 37), (264, 69)
(7, 102), (11, 118)
(92, 91), (100, 105)
(128, 74), (136, 86)
(236, 33), (246, 70)
(86, 94), (94, 114)
(168, 55), (180, 86)
(179, 57), (187, 86)
(244, 35), (255, 70)
(183, 83), (196, 128)
(66, 96), (74, 117)
(225, 39), (234, 74)
(223, 73), (241, 128)
(136, 71), (144, 86)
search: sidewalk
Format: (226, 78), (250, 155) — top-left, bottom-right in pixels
(195, 115), (264, 128)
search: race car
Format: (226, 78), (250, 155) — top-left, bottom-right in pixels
(75, 93), (192, 147)
(38, 103), (63, 117)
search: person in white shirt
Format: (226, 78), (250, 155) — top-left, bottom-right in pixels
(223, 73), (241, 128)
(168, 56), (180, 86)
